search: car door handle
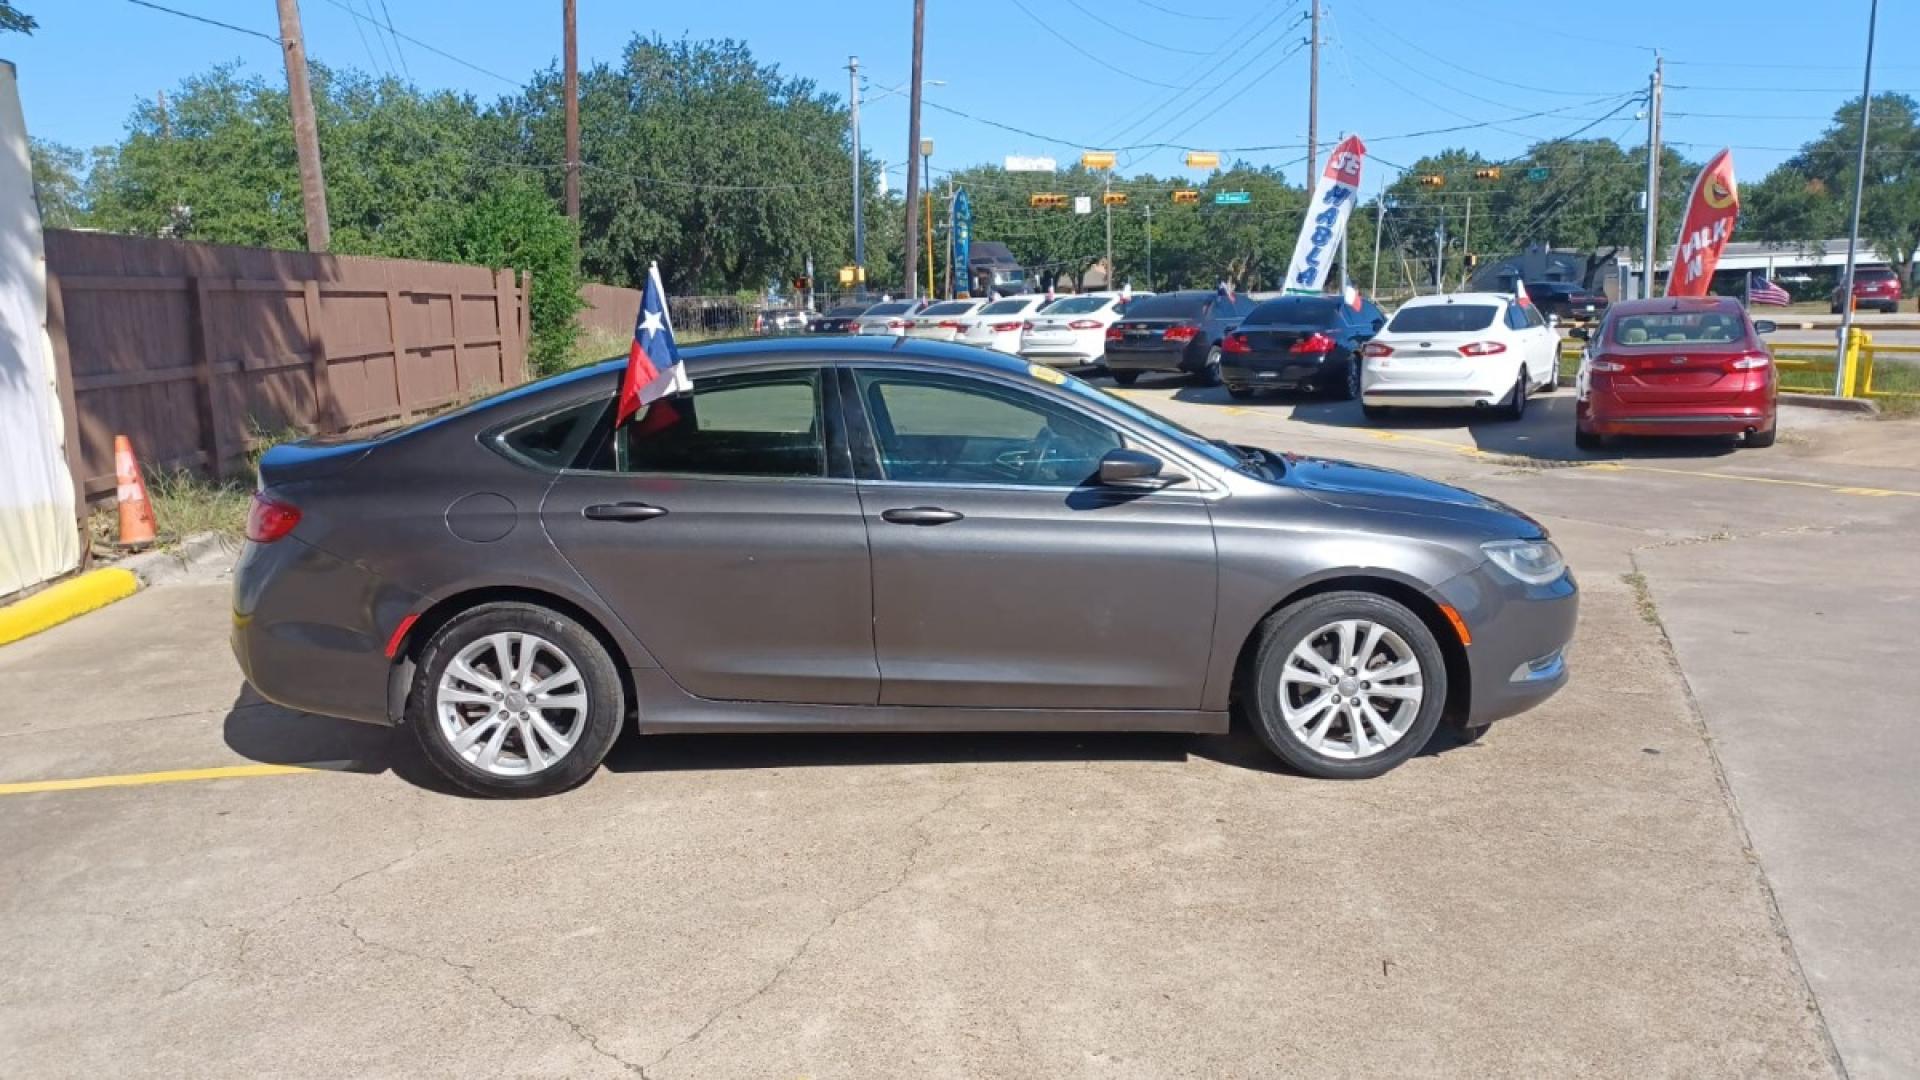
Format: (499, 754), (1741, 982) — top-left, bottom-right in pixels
(583, 502), (668, 522)
(880, 506), (964, 526)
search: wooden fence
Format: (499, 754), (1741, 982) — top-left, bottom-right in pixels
(46, 231), (530, 502)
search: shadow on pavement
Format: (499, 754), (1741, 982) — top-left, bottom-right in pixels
(220, 685), (469, 796)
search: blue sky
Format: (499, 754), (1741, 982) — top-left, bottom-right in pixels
(5, 0), (1916, 201)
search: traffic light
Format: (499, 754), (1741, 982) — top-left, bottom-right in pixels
(1030, 193), (1068, 209)
(1463, 254), (1478, 270)
(1102, 192), (1128, 206)
(792, 276), (811, 292)
(1080, 151), (1117, 169)
(1474, 167), (1502, 181)
(1171, 189), (1201, 204)
(1418, 174), (1445, 187)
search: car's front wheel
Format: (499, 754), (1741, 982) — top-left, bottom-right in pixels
(406, 602), (624, 798)
(1243, 591), (1448, 779)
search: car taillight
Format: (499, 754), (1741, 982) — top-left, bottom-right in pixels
(1589, 357), (1628, 373)
(938, 320), (964, 329)
(1459, 341), (1508, 356)
(1067, 319), (1102, 330)
(1289, 332), (1335, 354)
(1731, 352), (1772, 370)
(1222, 333), (1253, 354)
(1106, 327), (1125, 342)
(1163, 324), (1199, 342)
(1362, 342), (1393, 357)
(992, 321), (1022, 332)
(887, 319), (909, 329)
(246, 493), (301, 543)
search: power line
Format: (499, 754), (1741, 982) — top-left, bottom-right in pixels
(1102, 1), (1306, 149)
(342, 0), (388, 77)
(355, 0), (399, 77)
(1004, 0), (1194, 89)
(1340, 0), (1635, 98)
(316, 0), (519, 86)
(375, 0), (412, 80)
(1059, 0), (1210, 56)
(1125, 0), (1236, 21)
(121, 0), (277, 44)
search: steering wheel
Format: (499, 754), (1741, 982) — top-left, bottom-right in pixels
(1021, 428), (1060, 485)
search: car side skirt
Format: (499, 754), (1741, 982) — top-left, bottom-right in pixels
(631, 669), (1228, 735)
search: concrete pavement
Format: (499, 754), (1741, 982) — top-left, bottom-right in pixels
(5, 383), (1916, 1077)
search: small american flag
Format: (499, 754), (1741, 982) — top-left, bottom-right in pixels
(1748, 274), (1792, 307)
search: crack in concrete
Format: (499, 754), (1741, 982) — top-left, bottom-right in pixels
(337, 915), (645, 1076)
(635, 789), (966, 1080)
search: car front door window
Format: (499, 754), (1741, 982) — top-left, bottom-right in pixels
(854, 369), (1121, 488)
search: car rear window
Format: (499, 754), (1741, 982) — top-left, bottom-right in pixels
(1245, 297), (1339, 326)
(979, 298), (1031, 315)
(1041, 296), (1110, 316)
(1610, 311), (1745, 345)
(920, 301), (977, 317)
(865, 301), (913, 316)
(1122, 293), (1209, 319)
(1386, 304), (1497, 333)
(1856, 268), (1898, 282)
(827, 304), (869, 317)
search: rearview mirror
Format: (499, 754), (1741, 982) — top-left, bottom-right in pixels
(1569, 326), (1590, 341)
(1753, 319), (1777, 335)
(1098, 448), (1183, 490)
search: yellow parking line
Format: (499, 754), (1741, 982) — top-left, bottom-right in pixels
(1590, 463), (1920, 498)
(0, 763), (316, 797)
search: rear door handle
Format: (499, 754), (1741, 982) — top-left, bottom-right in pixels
(583, 502), (668, 522)
(880, 506), (964, 526)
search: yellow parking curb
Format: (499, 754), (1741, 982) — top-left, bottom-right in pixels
(0, 568), (141, 647)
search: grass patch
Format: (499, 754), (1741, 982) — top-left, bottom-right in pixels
(87, 426), (304, 554)
(1621, 571), (1660, 625)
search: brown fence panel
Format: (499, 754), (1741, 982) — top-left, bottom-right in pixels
(577, 281), (642, 340)
(44, 231), (527, 501)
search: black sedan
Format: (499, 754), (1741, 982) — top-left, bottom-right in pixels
(1524, 281), (1609, 322)
(808, 302), (874, 334)
(1220, 295), (1385, 400)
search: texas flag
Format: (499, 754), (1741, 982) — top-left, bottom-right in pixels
(615, 262), (692, 427)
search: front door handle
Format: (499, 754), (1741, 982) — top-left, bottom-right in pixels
(880, 506), (964, 526)
(583, 501), (668, 522)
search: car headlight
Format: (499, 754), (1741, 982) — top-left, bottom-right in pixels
(1482, 539), (1565, 585)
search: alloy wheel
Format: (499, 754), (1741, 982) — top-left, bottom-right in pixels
(1276, 619), (1425, 760)
(435, 631), (587, 777)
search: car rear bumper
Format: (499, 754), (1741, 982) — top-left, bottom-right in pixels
(1582, 393), (1774, 436)
(231, 534), (413, 726)
(1435, 562), (1579, 727)
(1222, 355), (1339, 389)
(1362, 388), (1505, 408)
(1105, 346), (1200, 373)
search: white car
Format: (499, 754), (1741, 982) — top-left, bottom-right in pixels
(903, 299), (990, 342)
(958, 295), (1053, 353)
(853, 299), (930, 337)
(1019, 293), (1148, 368)
(1359, 292), (1560, 421)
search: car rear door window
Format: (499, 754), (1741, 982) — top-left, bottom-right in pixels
(499, 398), (610, 470)
(587, 368), (826, 478)
(854, 369), (1120, 488)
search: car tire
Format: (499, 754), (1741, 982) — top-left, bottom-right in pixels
(1194, 345), (1224, 386)
(1242, 591), (1449, 780)
(406, 601), (625, 799)
(1504, 369), (1529, 421)
(1111, 370), (1139, 386)
(1744, 424), (1778, 448)
(1536, 364), (1558, 393)
(1361, 403), (1392, 422)
(1331, 357), (1361, 401)
(1574, 425), (1605, 451)
(1227, 385), (1256, 400)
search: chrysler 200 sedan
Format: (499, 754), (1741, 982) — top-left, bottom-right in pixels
(233, 337), (1576, 797)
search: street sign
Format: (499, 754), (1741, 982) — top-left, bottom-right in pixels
(1074, 195), (1093, 215)
(1172, 189), (1200, 204)
(1080, 150), (1117, 169)
(1102, 192), (1128, 206)
(1213, 191), (1251, 205)
(1527, 167), (1550, 182)
(1004, 155), (1057, 172)
(1184, 151), (1220, 169)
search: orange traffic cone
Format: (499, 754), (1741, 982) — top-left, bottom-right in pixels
(114, 434), (157, 548)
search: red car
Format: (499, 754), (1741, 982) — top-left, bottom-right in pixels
(1830, 267), (1902, 313)
(1573, 297), (1777, 450)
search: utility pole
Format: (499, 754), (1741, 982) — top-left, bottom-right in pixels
(1836, 0), (1879, 396)
(1306, 0), (1321, 185)
(1641, 53), (1663, 298)
(1104, 173), (1114, 289)
(922, 143), (934, 299)
(1370, 198), (1386, 295)
(944, 180), (955, 299)
(1144, 203), (1153, 288)
(1460, 194), (1473, 290)
(1433, 202), (1446, 293)
(902, 0), (927, 298)
(156, 90), (170, 139)
(563, 0), (579, 234)
(275, 0), (330, 252)
(848, 56), (865, 298)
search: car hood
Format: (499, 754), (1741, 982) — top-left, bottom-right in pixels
(1280, 454), (1545, 538)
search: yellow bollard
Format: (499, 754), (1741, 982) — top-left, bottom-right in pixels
(1839, 329), (1868, 398)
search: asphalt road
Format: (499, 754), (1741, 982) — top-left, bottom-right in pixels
(2, 385), (1916, 1078)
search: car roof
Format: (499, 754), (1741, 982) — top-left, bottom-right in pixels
(1607, 296), (1743, 315)
(1397, 292), (1512, 308)
(669, 334), (1036, 377)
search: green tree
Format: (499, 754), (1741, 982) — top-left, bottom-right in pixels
(1747, 94), (1920, 290)
(1, 2), (34, 35)
(413, 177), (582, 375)
(29, 138), (86, 227)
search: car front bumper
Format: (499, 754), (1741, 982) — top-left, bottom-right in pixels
(1434, 561), (1578, 728)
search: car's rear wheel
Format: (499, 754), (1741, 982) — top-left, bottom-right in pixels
(1227, 385), (1256, 400)
(1244, 591), (1447, 779)
(1504, 370), (1529, 421)
(407, 602), (624, 798)
(1574, 425), (1606, 451)
(1745, 424), (1777, 448)
(1193, 345), (1224, 386)
(1110, 370), (1139, 386)
(1331, 356), (1361, 401)
(1361, 403), (1392, 422)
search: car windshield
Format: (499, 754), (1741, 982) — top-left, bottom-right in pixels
(1122, 293), (1209, 319)
(921, 301), (976, 317)
(1245, 297), (1339, 326)
(1610, 311), (1745, 345)
(865, 302), (913, 316)
(1050, 370), (1247, 474)
(1042, 296), (1110, 316)
(979, 298), (1031, 315)
(1387, 304), (1498, 333)
(827, 305), (868, 317)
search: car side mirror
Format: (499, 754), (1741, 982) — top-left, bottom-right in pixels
(1569, 326), (1590, 340)
(1098, 448), (1183, 490)
(1753, 319), (1776, 335)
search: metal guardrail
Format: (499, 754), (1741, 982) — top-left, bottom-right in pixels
(1557, 329), (1917, 400)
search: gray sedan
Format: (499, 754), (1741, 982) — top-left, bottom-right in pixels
(233, 337), (1576, 797)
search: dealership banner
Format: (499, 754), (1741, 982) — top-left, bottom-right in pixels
(1284, 134), (1367, 294)
(952, 186), (972, 294)
(1665, 148), (1739, 297)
